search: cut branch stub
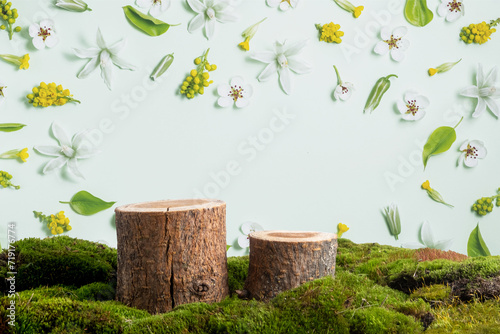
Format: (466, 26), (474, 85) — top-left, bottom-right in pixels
(244, 230), (337, 301)
(115, 199), (229, 314)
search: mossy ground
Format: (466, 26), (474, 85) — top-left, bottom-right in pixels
(1, 237), (499, 333)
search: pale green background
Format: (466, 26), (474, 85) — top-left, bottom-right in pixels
(1, 0), (499, 256)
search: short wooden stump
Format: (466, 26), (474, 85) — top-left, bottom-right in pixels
(244, 230), (337, 301)
(115, 199), (229, 314)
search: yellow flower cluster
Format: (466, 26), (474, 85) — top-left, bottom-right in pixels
(316, 22), (344, 44)
(0, 170), (20, 189)
(26, 82), (80, 107)
(34, 210), (73, 235)
(460, 19), (499, 44)
(0, 0), (21, 39)
(180, 49), (216, 99)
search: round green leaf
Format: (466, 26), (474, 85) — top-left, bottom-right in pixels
(60, 191), (116, 216)
(404, 0), (433, 27)
(467, 224), (491, 257)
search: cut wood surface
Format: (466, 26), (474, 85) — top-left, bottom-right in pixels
(115, 199), (229, 314)
(244, 230), (337, 301)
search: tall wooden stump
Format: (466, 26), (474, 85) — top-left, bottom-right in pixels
(115, 199), (229, 314)
(244, 230), (337, 301)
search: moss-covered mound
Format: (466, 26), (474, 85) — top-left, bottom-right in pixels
(1, 237), (499, 333)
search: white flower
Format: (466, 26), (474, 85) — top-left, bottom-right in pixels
(34, 122), (100, 179)
(458, 140), (487, 168)
(217, 76), (253, 108)
(187, 0), (239, 40)
(0, 83), (6, 107)
(237, 222), (263, 248)
(251, 40), (312, 95)
(333, 65), (353, 101)
(266, 0), (299, 11)
(73, 29), (136, 90)
(460, 63), (500, 118)
(403, 221), (453, 250)
(136, 0), (170, 17)
(396, 91), (429, 121)
(55, 0), (92, 12)
(437, 0), (464, 22)
(29, 20), (59, 50)
(374, 26), (410, 62)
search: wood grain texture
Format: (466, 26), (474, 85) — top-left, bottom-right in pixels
(115, 199), (228, 314)
(244, 230), (337, 301)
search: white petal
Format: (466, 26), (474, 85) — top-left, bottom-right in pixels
(477, 63), (484, 86)
(459, 140), (469, 151)
(396, 38), (410, 51)
(149, 3), (163, 17)
(77, 56), (99, 79)
(111, 55), (136, 70)
(402, 113), (417, 121)
(29, 24), (39, 37)
(73, 47), (100, 59)
(230, 76), (244, 88)
(215, 10), (239, 23)
(71, 130), (89, 150)
(420, 221), (435, 248)
(437, 3), (448, 17)
(43, 156), (68, 174)
(161, 0), (171, 11)
(100, 51), (113, 90)
(257, 62), (278, 82)
(34, 145), (63, 157)
(402, 242), (425, 249)
(279, 1), (291, 10)
(392, 26), (408, 39)
(391, 48), (405, 62)
(484, 97), (500, 117)
(380, 26), (392, 40)
(412, 110), (426, 121)
(242, 84), (253, 98)
(250, 51), (276, 64)
(235, 97), (250, 108)
(460, 86), (479, 97)
(484, 66), (498, 88)
(217, 96), (233, 108)
(279, 67), (293, 95)
(432, 239), (453, 251)
(39, 19), (54, 29)
(284, 40), (308, 57)
(52, 122), (71, 147)
(267, 0), (281, 7)
(241, 222), (263, 234)
(108, 38), (126, 55)
(32, 36), (46, 50)
(339, 86), (352, 101)
(415, 95), (430, 109)
(288, 57), (312, 74)
(188, 14), (205, 33)
(96, 28), (107, 49)
(475, 145), (487, 159)
(446, 10), (462, 22)
(75, 147), (100, 159)
(136, 0), (152, 8)
(187, 0), (206, 13)
(469, 140), (485, 151)
(45, 35), (59, 48)
(67, 158), (85, 179)
(217, 83), (231, 97)
(472, 98), (486, 118)
(213, 2), (229, 12)
(397, 100), (407, 114)
(464, 155), (478, 167)
(237, 235), (249, 248)
(374, 41), (389, 55)
(205, 18), (216, 40)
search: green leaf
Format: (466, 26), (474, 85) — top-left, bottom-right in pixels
(123, 5), (175, 36)
(467, 224), (491, 257)
(226, 245), (231, 251)
(0, 123), (26, 132)
(60, 191), (116, 216)
(422, 126), (457, 169)
(404, 0), (433, 27)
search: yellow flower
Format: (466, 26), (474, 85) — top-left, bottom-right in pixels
(354, 6), (364, 18)
(316, 22), (344, 44)
(421, 180), (431, 190)
(239, 37), (250, 51)
(337, 223), (349, 238)
(20, 54), (29, 70)
(16, 148), (29, 162)
(0, 53), (29, 70)
(428, 68), (437, 76)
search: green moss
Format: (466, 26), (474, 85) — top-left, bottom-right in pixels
(410, 284), (451, 302)
(227, 255), (249, 293)
(0, 236), (117, 294)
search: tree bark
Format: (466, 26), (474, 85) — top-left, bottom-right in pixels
(115, 199), (229, 314)
(244, 230), (337, 301)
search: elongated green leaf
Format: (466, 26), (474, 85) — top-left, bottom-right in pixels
(123, 5), (174, 36)
(0, 123), (26, 132)
(404, 0), (433, 27)
(422, 126), (456, 169)
(60, 190), (116, 216)
(467, 224), (491, 257)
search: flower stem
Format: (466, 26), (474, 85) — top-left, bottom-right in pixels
(66, 97), (81, 104)
(333, 65), (343, 85)
(454, 116), (464, 129)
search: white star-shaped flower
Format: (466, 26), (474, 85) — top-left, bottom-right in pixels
(136, 0), (171, 17)
(266, 0), (299, 11)
(187, 0), (239, 40)
(460, 63), (500, 118)
(73, 29), (136, 90)
(34, 122), (100, 179)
